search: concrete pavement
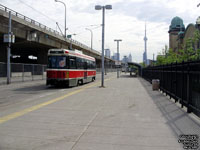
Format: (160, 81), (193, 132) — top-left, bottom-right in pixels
(0, 73), (199, 149)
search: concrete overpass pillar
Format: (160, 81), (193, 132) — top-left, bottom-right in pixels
(0, 45), (7, 62)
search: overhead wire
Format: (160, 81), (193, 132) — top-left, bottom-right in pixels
(16, 0), (76, 36)
(15, 0), (102, 49)
(67, 24), (102, 36)
(16, 0), (102, 34)
(16, 0), (83, 39)
(17, 0), (57, 24)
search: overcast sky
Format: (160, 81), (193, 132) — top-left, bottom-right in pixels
(1, 0), (200, 62)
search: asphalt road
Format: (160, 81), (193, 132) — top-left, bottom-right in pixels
(0, 72), (199, 150)
(0, 73), (104, 118)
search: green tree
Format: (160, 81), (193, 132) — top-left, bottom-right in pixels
(165, 48), (177, 64)
(139, 62), (146, 67)
(156, 30), (200, 66)
(184, 38), (195, 61)
(156, 54), (165, 65)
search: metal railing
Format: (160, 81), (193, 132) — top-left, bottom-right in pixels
(142, 60), (200, 117)
(0, 4), (101, 56)
(0, 62), (47, 84)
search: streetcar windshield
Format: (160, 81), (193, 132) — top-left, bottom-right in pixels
(48, 56), (68, 69)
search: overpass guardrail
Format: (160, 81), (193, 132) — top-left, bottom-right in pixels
(0, 4), (101, 56)
(142, 60), (200, 118)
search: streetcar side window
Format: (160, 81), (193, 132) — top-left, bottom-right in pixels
(83, 59), (87, 69)
(69, 57), (77, 69)
(89, 61), (92, 69)
(77, 57), (84, 69)
(76, 57), (81, 69)
(81, 58), (85, 69)
(87, 60), (90, 69)
(94, 61), (96, 68)
(92, 61), (96, 69)
(88, 61), (95, 69)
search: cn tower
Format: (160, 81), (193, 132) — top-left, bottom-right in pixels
(143, 23), (148, 65)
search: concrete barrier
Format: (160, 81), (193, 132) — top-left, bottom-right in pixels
(24, 72), (31, 77)
(11, 72), (23, 77)
(11, 72), (32, 77)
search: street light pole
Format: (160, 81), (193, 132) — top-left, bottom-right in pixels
(101, 6), (105, 87)
(85, 28), (93, 51)
(7, 11), (12, 84)
(114, 39), (122, 78)
(55, 0), (66, 38)
(95, 5), (112, 87)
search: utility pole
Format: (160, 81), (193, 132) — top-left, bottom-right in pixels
(105, 59), (107, 75)
(7, 11), (12, 84)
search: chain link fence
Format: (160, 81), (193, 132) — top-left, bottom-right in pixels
(0, 62), (47, 85)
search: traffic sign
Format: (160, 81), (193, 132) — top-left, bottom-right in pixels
(4, 34), (15, 43)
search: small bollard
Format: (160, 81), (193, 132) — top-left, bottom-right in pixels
(152, 79), (160, 91)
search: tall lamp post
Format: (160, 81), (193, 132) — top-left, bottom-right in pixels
(85, 28), (93, 51)
(114, 39), (122, 78)
(95, 4), (112, 87)
(55, 0), (66, 38)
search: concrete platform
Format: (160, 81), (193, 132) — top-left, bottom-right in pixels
(0, 73), (199, 150)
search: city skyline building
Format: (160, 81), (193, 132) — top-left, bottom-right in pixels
(112, 52), (120, 61)
(105, 49), (111, 58)
(128, 53), (132, 62)
(122, 55), (129, 63)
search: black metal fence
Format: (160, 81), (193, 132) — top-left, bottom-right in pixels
(142, 60), (200, 117)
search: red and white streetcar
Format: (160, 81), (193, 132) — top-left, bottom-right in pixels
(46, 49), (96, 87)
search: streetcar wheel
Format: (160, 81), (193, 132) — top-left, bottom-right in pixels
(77, 80), (83, 86)
(92, 77), (95, 82)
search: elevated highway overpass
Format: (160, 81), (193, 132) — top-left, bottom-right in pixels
(0, 4), (114, 67)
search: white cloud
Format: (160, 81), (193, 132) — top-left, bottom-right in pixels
(0, 0), (199, 62)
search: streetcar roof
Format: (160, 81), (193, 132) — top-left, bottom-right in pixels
(48, 49), (95, 61)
